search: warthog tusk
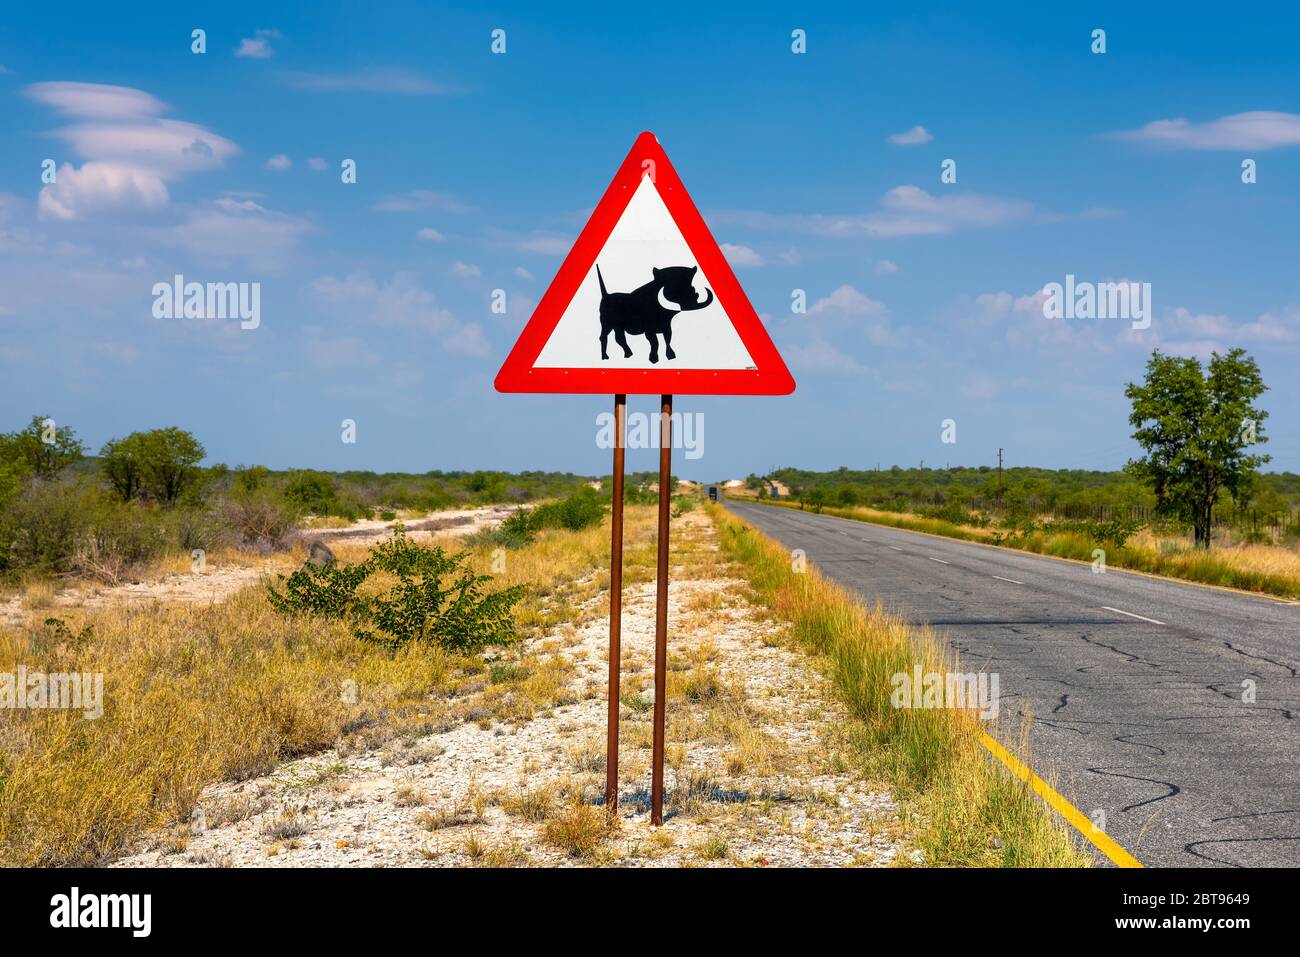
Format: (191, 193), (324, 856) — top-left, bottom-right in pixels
(657, 287), (683, 312)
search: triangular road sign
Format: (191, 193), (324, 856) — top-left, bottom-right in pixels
(495, 131), (795, 395)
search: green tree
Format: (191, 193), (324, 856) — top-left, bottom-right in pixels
(100, 428), (206, 504)
(100, 434), (146, 502)
(0, 415), (85, 479)
(1125, 349), (1269, 548)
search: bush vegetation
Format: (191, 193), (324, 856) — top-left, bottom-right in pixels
(266, 527), (523, 651)
(0, 412), (598, 583)
(466, 488), (607, 551)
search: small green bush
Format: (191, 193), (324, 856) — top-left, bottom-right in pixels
(670, 495), (696, 519)
(266, 526), (523, 651)
(463, 508), (535, 551)
(531, 489), (605, 532)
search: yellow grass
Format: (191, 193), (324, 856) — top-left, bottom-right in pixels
(0, 508), (662, 866)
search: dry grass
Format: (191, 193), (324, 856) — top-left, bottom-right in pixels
(0, 508), (664, 867)
(541, 799), (618, 858)
(709, 503), (1088, 867)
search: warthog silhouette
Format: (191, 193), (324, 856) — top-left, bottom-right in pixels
(597, 264), (714, 363)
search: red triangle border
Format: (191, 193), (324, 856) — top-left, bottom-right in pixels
(494, 131), (796, 395)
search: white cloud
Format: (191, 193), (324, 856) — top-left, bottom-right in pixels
(513, 266), (532, 280)
(372, 190), (468, 213)
(1146, 305), (1300, 358)
(307, 157), (327, 171)
(958, 286), (1300, 362)
(512, 232), (571, 255)
(167, 198), (312, 265)
(305, 334), (380, 370)
(888, 125), (933, 146)
(874, 259), (899, 275)
(265, 153), (292, 171)
(961, 374), (999, 399)
(38, 162), (169, 220)
(787, 339), (875, 377)
(416, 227), (445, 242)
(26, 81), (166, 119)
(25, 81), (237, 220)
(809, 284), (888, 318)
(721, 243), (764, 266)
(805, 284), (900, 348)
(235, 29), (281, 60)
(713, 185), (1034, 239)
(443, 323), (490, 356)
(1112, 111), (1300, 150)
(285, 68), (454, 95)
(309, 271), (488, 356)
(92, 341), (139, 363)
(451, 261), (481, 278)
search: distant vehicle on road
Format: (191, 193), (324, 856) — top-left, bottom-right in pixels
(708, 485), (718, 501)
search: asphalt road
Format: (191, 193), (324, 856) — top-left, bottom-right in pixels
(724, 499), (1300, 867)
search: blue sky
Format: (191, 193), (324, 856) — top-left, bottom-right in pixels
(3, 1), (1300, 480)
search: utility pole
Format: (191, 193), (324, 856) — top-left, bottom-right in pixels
(997, 448), (1004, 505)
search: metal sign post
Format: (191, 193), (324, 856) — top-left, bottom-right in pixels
(605, 394), (626, 812)
(650, 394), (673, 825)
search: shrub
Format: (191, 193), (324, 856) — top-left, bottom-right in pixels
(73, 503), (172, 583)
(284, 471), (339, 515)
(530, 489), (605, 532)
(462, 508), (535, 551)
(283, 471), (371, 521)
(235, 465), (270, 493)
(4, 479), (98, 572)
(220, 494), (299, 552)
(266, 526), (523, 651)
(2, 479), (173, 580)
(173, 506), (233, 554)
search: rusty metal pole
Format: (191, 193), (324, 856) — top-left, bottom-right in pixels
(605, 394), (626, 813)
(650, 393), (673, 825)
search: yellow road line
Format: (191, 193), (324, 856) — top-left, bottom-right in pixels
(751, 500), (1300, 606)
(979, 732), (1143, 868)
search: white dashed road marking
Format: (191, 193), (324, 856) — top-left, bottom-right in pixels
(1102, 605), (1166, 626)
(993, 575), (1025, 585)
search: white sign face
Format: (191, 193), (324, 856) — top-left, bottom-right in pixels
(533, 177), (757, 371)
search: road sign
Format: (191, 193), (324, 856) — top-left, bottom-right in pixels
(494, 133), (794, 826)
(494, 131), (794, 396)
